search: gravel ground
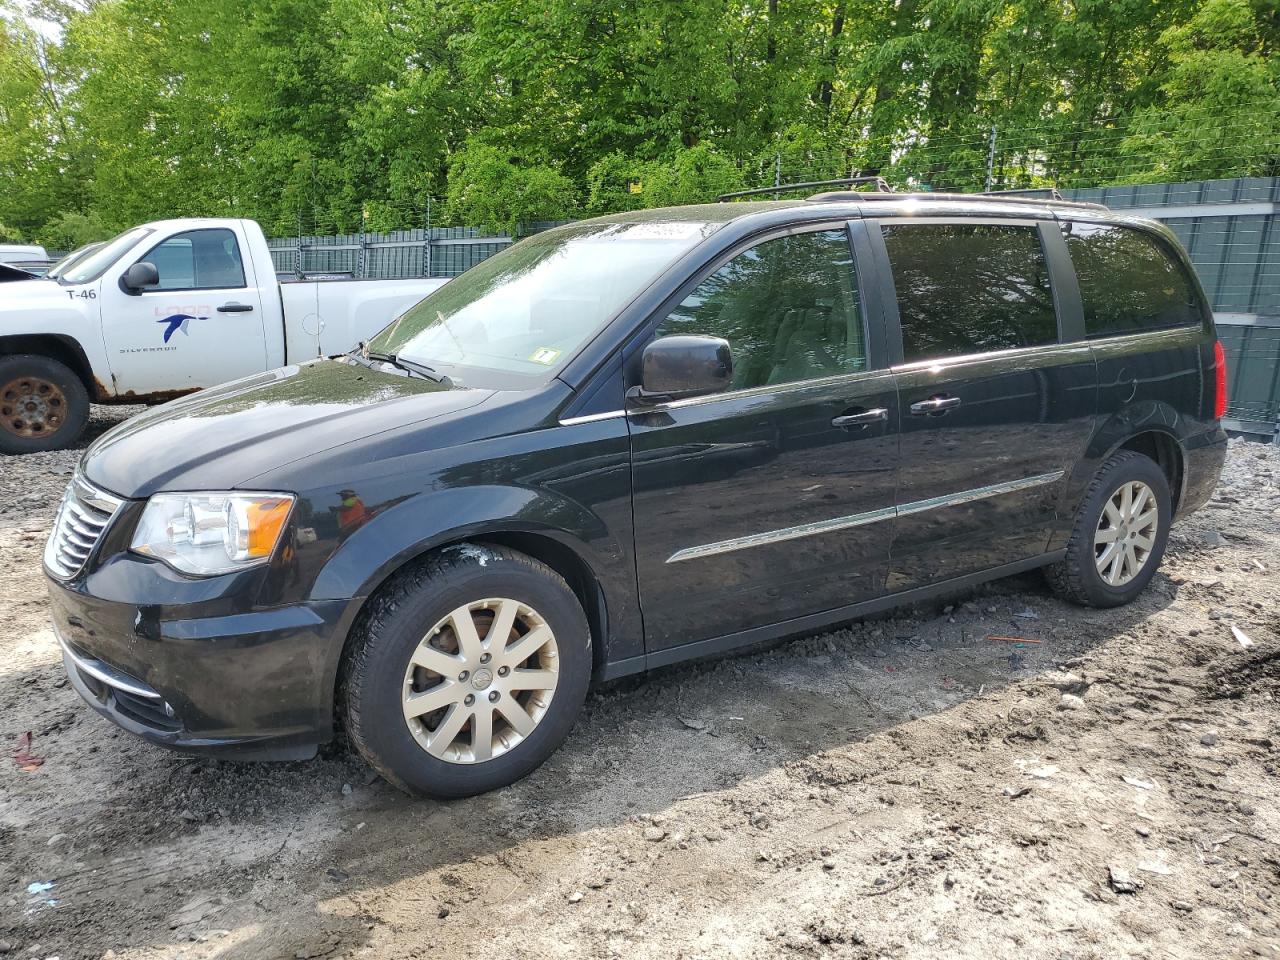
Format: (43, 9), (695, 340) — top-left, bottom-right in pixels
(1, 410), (1277, 960)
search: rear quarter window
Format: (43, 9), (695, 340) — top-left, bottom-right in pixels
(1066, 223), (1203, 338)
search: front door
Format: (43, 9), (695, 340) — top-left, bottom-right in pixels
(871, 219), (1098, 591)
(628, 226), (900, 656)
(98, 225), (268, 395)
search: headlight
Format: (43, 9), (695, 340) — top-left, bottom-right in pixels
(131, 492), (295, 576)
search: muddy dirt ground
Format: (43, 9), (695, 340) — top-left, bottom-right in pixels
(1, 407), (1277, 960)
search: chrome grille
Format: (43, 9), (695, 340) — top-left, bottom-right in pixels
(44, 475), (123, 580)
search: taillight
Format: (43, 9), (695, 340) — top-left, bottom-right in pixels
(1213, 340), (1228, 420)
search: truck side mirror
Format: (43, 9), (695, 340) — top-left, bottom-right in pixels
(120, 261), (160, 294)
(632, 334), (733, 403)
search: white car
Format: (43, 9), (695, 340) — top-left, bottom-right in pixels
(0, 218), (447, 453)
(0, 242), (49, 263)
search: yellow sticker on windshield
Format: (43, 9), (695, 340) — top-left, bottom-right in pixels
(529, 347), (562, 365)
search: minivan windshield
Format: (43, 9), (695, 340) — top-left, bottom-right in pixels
(60, 227), (152, 283)
(367, 220), (718, 387)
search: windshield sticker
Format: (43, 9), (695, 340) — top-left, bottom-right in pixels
(528, 347), (562, 365)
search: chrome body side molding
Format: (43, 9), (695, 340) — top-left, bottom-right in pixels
(666, 470), (1065, 563)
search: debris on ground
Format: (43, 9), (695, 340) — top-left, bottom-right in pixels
(1108, 866), (1144, 894)
(12, 731), (43, 771)
(1123, 775), (1158, 791)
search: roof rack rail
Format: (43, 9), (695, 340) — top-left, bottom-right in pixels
(981, 187), (1064, 200)
(805, 189), (1109, 211)
(717, 176), (892, 202)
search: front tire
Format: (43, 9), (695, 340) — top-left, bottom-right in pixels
(0, 354), (90, 454)
(1045, 451), (1172, 608)
(342, 543), (591, 798)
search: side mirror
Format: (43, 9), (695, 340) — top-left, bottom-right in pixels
(634, 334), (733, 403)
(120, 261), (160, 294)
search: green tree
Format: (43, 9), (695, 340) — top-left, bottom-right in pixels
(1120, 0), (1280, 181)
(444, 142), (578, 233)
(639, 143), (745, 207)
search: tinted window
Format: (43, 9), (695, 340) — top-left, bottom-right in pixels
(1066, 223), (1201, 337)
(141, 229), (246, 290)
(657, 230), (865, 389)
(882, 223), (1057, 362)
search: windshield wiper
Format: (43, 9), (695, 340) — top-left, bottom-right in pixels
(364, 348), (452, 385)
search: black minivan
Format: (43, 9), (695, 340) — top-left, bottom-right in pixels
(45, 191), (1227, 797)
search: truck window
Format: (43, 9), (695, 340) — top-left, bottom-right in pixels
(881, 223), (1058, 362)
(656, 229), (866, 389)
(1066, 223), (1202, 337)
(140, 229), (246, 291)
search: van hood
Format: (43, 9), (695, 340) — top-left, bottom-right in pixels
(81, 360), (494, 498)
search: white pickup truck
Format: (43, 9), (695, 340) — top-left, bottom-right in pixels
(0, 217), (447, 453)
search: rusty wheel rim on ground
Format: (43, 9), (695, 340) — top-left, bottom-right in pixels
(0, 376), (67, 439)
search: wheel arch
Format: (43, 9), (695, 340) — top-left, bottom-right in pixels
(1112, 429), (1186, 516)
(335, 526), (611, 678)
(311, 482), (630, 737)
(0, 333), (107, 400)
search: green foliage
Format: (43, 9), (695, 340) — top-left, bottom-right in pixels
(1, 0), (1277, 238)
(444, 143), (578, 234)
(637, 144), (746, 208)
(1119, 0), (1280, 181)
(585, 153), (648, 217)
(38, 210), (110, 249)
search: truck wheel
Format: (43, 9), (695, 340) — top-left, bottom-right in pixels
(1045, 451), (1171, 608)
(342, 543), (591, 798)
(0, 354), (90, 455)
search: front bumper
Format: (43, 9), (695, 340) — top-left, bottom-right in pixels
(48, 564), (354, 761)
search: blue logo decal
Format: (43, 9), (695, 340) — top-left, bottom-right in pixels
(157, 313), (208, 343)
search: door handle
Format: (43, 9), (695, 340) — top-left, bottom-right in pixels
(910, 395), (961, 416)
(831, 407), (888, 428)
(216, 302), (254, 313)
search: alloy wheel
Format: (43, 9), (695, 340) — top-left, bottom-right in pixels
(401, 598), (559, 764)
(1094, 480), (1159, 587)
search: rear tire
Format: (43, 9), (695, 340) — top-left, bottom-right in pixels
(0, 354), (90, 454)
(1045, 451), (1171, 608)
(342, 543), (591, 798)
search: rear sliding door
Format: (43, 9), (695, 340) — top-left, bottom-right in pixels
(869, 218), (1098, 591)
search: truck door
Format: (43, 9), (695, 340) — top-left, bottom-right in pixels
(98, 225), (268, 396)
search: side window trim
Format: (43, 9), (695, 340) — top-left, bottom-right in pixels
(1041, 219), (1086, 343)
(130, 227), (249, 293)
(620, 220), (885, 396)
(868, 216), (1063, 367)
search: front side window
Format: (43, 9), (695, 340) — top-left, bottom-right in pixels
(1066, 223), (1202, 337)
(881, 223), (1058, 363)
(141, 229), (246, 290)
(656, 229), (866, 390)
